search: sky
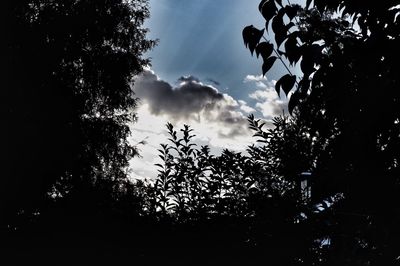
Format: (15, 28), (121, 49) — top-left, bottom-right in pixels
(128, 0), (299, 180)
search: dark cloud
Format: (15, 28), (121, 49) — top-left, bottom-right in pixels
(134, 70), (223, 118)
(132, 70), (250, 138)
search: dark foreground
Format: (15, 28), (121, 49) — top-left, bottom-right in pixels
(0, 211), (291, 266)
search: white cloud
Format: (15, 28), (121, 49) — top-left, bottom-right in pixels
(255, 81), (268, 89)
(244, 74), (268, 82)
(249, 88), (278, 101)
(238, 100), (256, 114)
(246, 74), (288, 119)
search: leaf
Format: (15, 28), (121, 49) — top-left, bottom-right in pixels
(242, 25), (252, 48)
(284, 34), (301, 65)
(325, 0), (341, 11)
(272, 11), (287, 47)
(310, 43), (324, 63)
(258, 0), (268, 12)
(274, 79), (281, 95)
(275, 0), (283, 7)
(242, 25), (265, 55)
(298, 78), (310, 95)
(262, 56), (277, 76)
(301, 57), (315, 76)
(314, 0), (326, 13)
(275, 74), (296, 96)
(260, 0), (278, 27)
(255, 41), (274, 59)
(155, 163), (164, 168)
(272, 11), (285, 34)
(275, 33), (287, 48)
(284, 5), (301, 20)
(288, 90), (301, 114)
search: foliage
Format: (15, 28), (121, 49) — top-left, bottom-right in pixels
(2, 0), (155, 220)
(151, 122), (254, 220)
(141, 117), (340, 264)
(244, 0), (400, 265)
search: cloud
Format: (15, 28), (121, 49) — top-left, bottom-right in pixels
(244, 74), (268, 83)
(238, 100), (256, 114)
(249, 89), (278, 101)
(245, 75), (288, 119)
(133, 69), (250, 138)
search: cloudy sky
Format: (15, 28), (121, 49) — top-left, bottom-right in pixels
(128, 0), (298, 180)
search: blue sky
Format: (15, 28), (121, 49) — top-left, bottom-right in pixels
(144, 0), (289, 98)
(129, 0), (300, 180)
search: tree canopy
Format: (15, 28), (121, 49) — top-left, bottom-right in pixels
(1, 0), (155, 221)
(244, 0), (400, 265)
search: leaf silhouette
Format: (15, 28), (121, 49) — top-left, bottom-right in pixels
(256, 41), (274, 59)
(272, 11), (287, 47)
(242, 25), (253, 47)
(288, 90), (301, 114)
(284, 5), (301, 20)
(285, 34), (301, 65)
(298, 78), (311, 95)
(262, 56), (277, 76)
(260, 0), (278, 27)
(242, 25), (265, 55)
(276, 74), (297, 96)
(300, 57), (315, 76)
(258, 0), (268, 11)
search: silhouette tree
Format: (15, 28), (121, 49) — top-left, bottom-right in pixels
(1, 0), (155, 223)
(244, 1), (400, 265)
(146, 118), (339, 264)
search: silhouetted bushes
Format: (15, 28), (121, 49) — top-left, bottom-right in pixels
(2, 114), (330, 265)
